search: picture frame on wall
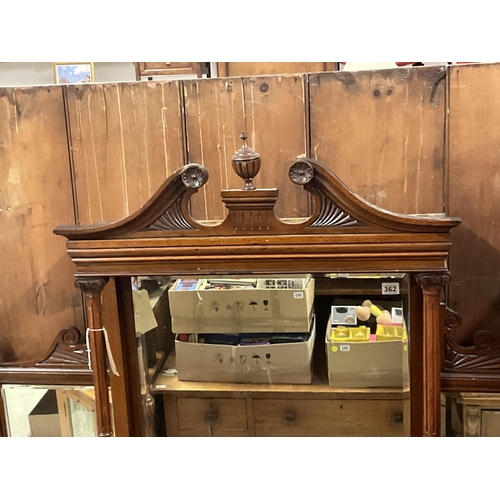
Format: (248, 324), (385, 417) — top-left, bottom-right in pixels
(53, 62), (94, 84)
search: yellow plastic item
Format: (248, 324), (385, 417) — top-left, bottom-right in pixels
(376, 325), (407, 341)
(330, 326), (370, 342)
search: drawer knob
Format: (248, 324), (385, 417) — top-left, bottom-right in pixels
(165, 62), (171, 66)
(283, 410), (297, 424)
(204, 409), (219, 426)
(390, 412), (404, 428)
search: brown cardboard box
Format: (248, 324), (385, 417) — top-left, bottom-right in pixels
(168, 275), (314, 334)
(28, 391), (62, 437)
(175, 316), (316, 384)
(325, 318), (409, 388)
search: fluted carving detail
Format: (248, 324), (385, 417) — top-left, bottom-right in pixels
(144, 197), (196, 231)
(39, 327), (89, 366)
(310, 191), (359, 227)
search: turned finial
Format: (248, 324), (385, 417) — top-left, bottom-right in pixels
(231, 132), (261, 190)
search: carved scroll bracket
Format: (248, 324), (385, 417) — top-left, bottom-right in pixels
(39, 327), (89, 366)
(442, 304), (500, 373)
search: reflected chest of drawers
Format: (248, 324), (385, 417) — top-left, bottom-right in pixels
(157, 376), (410, 437)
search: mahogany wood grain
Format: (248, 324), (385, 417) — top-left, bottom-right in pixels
(100, 278), (132, 436)
(409, 275), (424, 436)
(75, 278), (113, 437)
(113, 277), (145, 436)
(0, 86), (83, 364)
(417, 273), (450, 436)
(54, 90), (460, 437)
(0, 367), (93, 386)
(309, 66), (446, 214)
(447, 63), (500, 347)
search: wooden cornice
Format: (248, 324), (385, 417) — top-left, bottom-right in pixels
(54, 157), (460, 241)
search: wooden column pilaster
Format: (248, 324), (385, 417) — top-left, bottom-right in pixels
(416, 272), (450, 437)
(0, 385), (8, 437)
(75, 277), (113, 437)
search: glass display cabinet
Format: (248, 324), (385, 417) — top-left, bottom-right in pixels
(53, 135), (460, 437)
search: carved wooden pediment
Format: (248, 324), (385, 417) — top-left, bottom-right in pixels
(55, 134), (460, 241)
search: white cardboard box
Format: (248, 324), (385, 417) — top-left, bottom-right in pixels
(168, 275), (314, 334)
(175, 316), (316, 384)
(325, 317), (409, 389)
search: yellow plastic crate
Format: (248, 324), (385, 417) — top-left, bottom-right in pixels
(330, 326), (370, 343)
(376, 325), (407, 341)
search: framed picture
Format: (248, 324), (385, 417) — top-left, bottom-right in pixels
(53, 62), (94, 84)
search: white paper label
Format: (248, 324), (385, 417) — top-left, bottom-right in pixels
(293, 292), (304, 299)
(340, 345), (350, 352)
(381, 282), (400, 295)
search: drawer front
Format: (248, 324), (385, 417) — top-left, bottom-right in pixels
(138, 62), (201, 77)
(253, 398), (408, 437)
(175, 397), (249, 437)
(143, 62), (194, 71)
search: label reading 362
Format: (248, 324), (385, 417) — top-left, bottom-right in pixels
(381, 282), (400, 295)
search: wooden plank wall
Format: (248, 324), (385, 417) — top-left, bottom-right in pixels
(0, 87), (83, 364)
(172, 74), (310, 221)
(448, 63), (500, 345)
(3, 63), (500, 369)
(310, 67), (446, 214)
(64, 81), (185, 224)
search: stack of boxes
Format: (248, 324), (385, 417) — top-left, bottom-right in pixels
(168, 275), (316, 384)
(325, 302), (409, 388)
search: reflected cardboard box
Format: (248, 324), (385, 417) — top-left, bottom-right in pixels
(28, 391), (62, 437)
(168, 275), (314, 334)
(175, 317), (316, 384)
(325, 316), (409, 389)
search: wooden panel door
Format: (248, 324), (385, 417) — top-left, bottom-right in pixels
(310, 66), (447, 214)
(0, 86), (83, 364)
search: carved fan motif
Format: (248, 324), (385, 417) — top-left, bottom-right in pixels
(311, 191), (359, 228)
(445, 347), (500, 372)
(39, 327), (89, 366)
(144, 198), (196, 231)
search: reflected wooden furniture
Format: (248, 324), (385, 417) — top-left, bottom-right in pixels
(447, 392), (500, 436)
(55, 387), (116, 437)
(217, 62), (335, 77)
(134, 62), (202, 80)
(54, 134), (460, 437)
(156, 356), (409, 437)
